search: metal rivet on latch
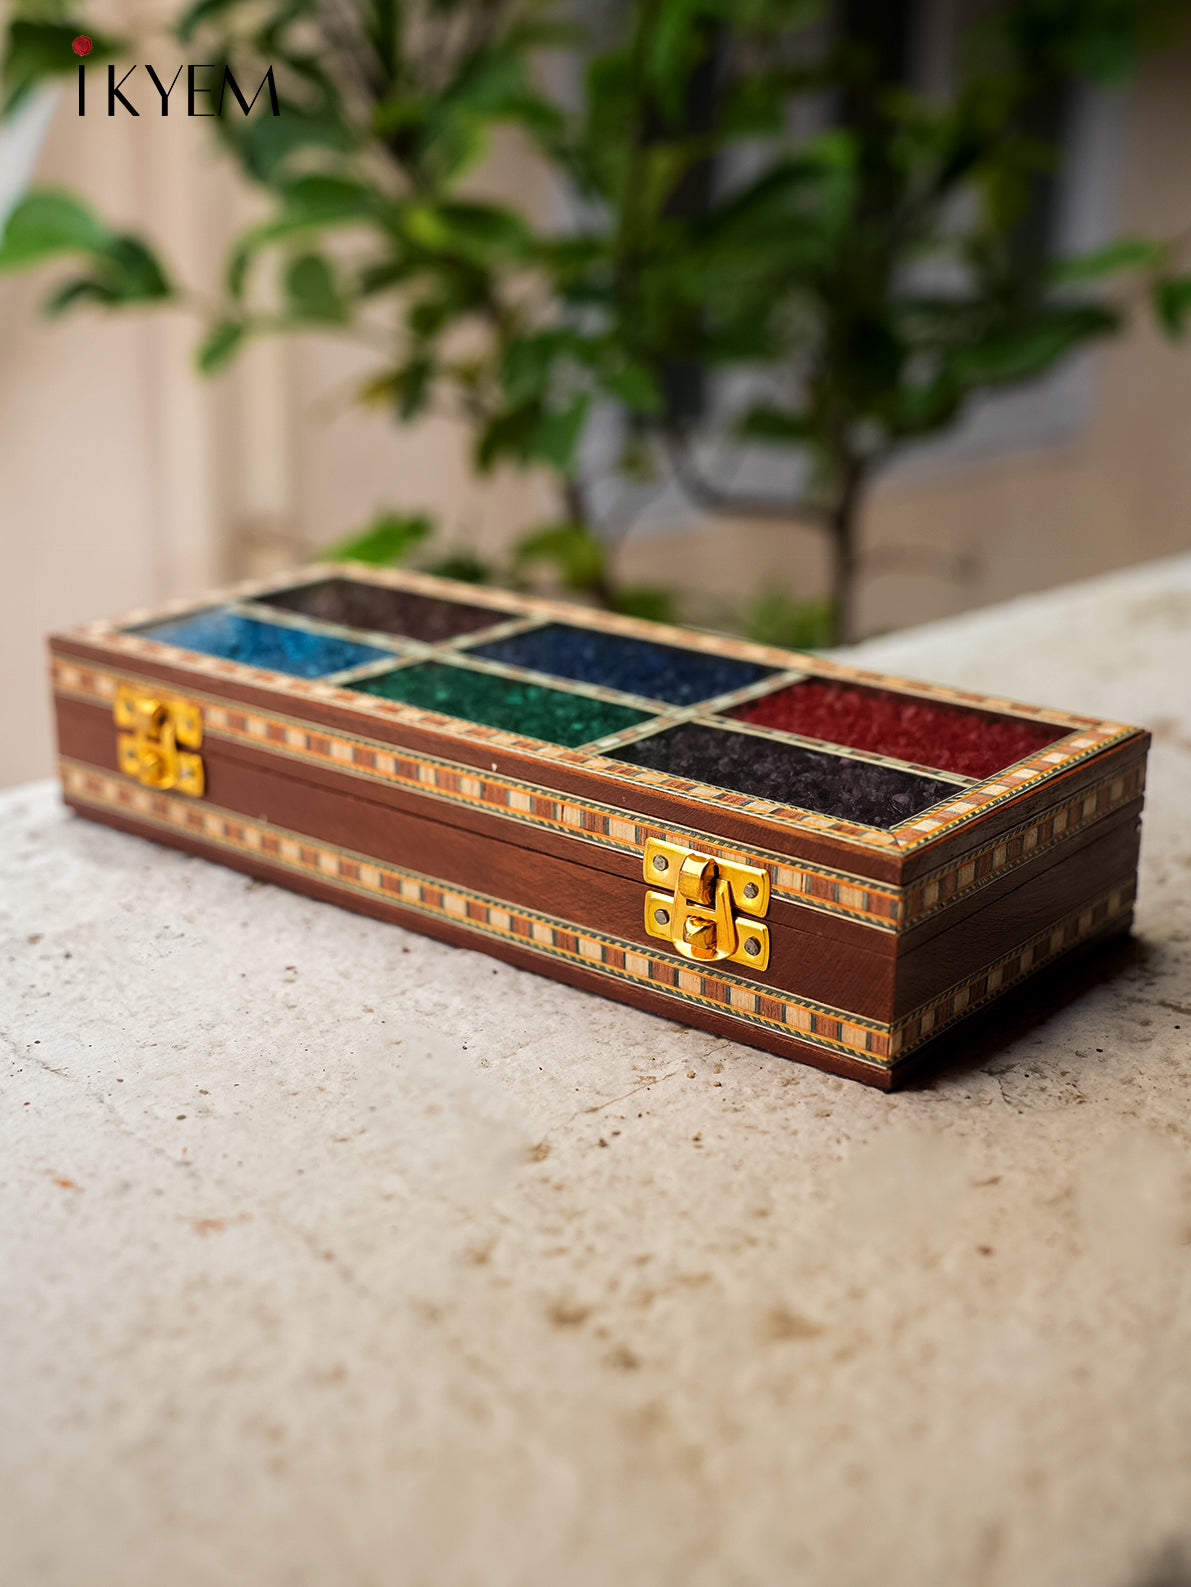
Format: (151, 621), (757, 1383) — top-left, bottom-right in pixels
(744, 936), (762, 957)
(743, 882), (759, 900)
(654, 907), (670, 926)
(652, 854), (669, 872)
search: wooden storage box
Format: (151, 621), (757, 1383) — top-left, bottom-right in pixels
(49, 565), (1148, 1089)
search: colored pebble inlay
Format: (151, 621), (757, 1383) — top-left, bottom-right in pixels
(136, 609), (393, 679)
(612, 722), (955, 828)
(733, 678), (1067, 779)
(471, 623), (774, 706)
(255, 578), (502, 643)
(353, 662), (652, 748)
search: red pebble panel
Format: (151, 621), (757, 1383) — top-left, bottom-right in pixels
(730, 679), (1068, 779)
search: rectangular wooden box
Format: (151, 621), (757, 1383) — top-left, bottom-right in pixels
(49, 564), (1149, 1089)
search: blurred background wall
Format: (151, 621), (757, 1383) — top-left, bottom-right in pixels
(1, 10), (1189, 788)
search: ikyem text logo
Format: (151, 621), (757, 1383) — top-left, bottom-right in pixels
(71, 34), (280, 118)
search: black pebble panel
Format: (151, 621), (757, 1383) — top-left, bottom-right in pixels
(610, 722), (955, 829)
(253, 578), (503, 643)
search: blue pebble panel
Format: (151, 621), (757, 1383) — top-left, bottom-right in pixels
(135, 609), (394, 679)
(469, 623), (775, 706)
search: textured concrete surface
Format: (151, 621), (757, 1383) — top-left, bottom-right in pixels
(2, 555), (1190, 1587)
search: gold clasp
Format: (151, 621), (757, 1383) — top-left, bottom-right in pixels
(643, 839), (770, 971)
(113, 684), (204, 796)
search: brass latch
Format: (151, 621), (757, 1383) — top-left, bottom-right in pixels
(643, 838), (770, 971)
(114, 684), (204, 796)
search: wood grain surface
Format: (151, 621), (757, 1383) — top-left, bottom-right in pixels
(51, 644), (1148, 1081)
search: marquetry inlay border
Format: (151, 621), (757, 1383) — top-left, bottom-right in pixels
(54, 561), (1139, 858)
(53, 658), (1144, 933)
(60, 762), (1136, 1074)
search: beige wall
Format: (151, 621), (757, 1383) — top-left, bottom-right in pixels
(0, 70), (553, 787)
(1, 36), (1189, 787)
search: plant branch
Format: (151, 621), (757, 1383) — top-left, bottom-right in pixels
(663, 432), (830, 526)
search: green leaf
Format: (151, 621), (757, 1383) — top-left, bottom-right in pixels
(0, 190), (109, 270)
(284, 251), (344, 321)
(422, 550), (491, 585)
(950, 304), (1121, 388)
(1153, 274), (1191, 339)
(527, 395), (591, 472)
(500, 329), (581, 404)
(278, 174), (379, 221)
(227, 178), (379, 298)
(610, 586), (676, 624)
(401, 201), (532, 265)
(737, 404), (815, 443)
(2, 21), (123, 114)
(476, 403), (542, 473)
(102, 235), (171, 300)
(743, 590), (833, 650)
(512, 521), (606, 593)
(372, 92), (427, 139)
(602, 360), (662, 413)
(321, 511), (433, 566)
(391, 356), (434, 420)
(43, 276), (115, 313)
(406, 284), (477, 339)
(0, 191), (172, 310)
(196, 319), (246, 373)
(1053, 235), (1169, 283)
(220, 104), (354, 185)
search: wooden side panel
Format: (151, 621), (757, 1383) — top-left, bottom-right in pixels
(53, 687), (1144, 1024)
(893, 810), (1142, 1017)
(59, 793), (898, 1090)
(52, 691), (901, 956)
(54, 691), (902, 1019)
(51, 688), (1146, 966)
(895, 797), (1144, 955)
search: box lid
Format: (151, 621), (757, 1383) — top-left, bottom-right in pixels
(49, 563), (1148, 941)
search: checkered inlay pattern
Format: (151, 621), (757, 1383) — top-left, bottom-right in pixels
(888, 881), (1136, 1058)
(52, 658), (1144, 933)
(57, 561), (1137, 858)
(59, 762), (1137, 1073)
(904, 761), (1146, 927)
(53, 659), (903, 930)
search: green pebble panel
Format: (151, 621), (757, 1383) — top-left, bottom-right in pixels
(353, 662), (654, 748)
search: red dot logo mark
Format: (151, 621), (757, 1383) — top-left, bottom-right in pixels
(72, 35), (93, 56)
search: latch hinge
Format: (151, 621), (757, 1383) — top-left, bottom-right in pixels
(643, 838), (770, 971)
(113, 684), (204, 796)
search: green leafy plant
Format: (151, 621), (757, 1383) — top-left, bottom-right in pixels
(322, 510), (434, 566)
(0, 189), (170, 307)
(4, 0), (1191, 642)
